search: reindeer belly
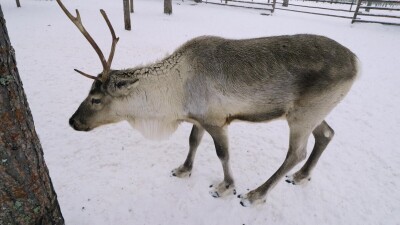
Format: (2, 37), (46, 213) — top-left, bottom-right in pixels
(225, 109), (286, 124)
(204, 95), (288, 126)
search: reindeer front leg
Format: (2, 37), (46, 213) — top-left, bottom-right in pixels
(171, 125), (204, 177)
(205, 125), (236, 198)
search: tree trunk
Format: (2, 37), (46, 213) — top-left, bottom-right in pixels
(16, 0), (21, 7)
(130, 0), (134, 13)
(123, 0), (131, 30)
(0, 6), (64, 225)
(164, 0), (172, 15)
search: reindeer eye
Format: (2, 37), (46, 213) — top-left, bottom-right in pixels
(91, 98), (101, 104)
(116, 81), (127, 89)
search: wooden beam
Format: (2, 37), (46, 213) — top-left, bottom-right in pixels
(275, 7), (354, 18)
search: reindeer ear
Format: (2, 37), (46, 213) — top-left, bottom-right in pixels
(109, 78), (139, 96)
(116, 79), (139, 90)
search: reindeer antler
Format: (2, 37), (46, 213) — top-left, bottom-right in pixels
(56, 0), (119, 82)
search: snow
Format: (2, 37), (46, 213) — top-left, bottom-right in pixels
(2, 0), (400, 224)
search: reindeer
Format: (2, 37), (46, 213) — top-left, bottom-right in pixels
(57, 0), (359, 206)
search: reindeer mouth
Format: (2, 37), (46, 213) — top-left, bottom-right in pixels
(69, 118), (92, 132)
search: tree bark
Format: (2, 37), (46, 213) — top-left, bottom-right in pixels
(123, 0), (131, 30)
(0, 6), (64, 225)
(164, 0), (172, 15)
(16, 0), (21, 8)
(130, 0), (134, 13)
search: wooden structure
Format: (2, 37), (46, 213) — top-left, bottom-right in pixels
(205, 0), (277, 14)
(352, 0), (400, 26)
(274, 0), (356, 19)
(203, 0), (400, 26)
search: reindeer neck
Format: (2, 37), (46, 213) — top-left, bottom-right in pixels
(118, 52), (186, 139)
(114, 52), (186, 120)
(118, 52), (183, 79)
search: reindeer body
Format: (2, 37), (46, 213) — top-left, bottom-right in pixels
(102, 35), (356, 138)
(59, 0), (358, 206)
(180, 35), (356, 124)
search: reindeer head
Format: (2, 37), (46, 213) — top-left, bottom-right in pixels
(56, 0), (139, 131)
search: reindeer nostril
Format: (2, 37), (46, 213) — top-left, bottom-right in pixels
(69, 118), (75, 127)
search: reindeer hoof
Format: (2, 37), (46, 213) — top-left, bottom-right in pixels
(170, 165), (192, 178)
(285, 174), (311, 185)
(238, 191), (266, 207)
(209, 181), (235, 198)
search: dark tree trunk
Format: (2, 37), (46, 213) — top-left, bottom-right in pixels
(0, 6), (64, 225)
(123, 0), (131, 30)
(164, 0), (172, 15)
(130, 0), (134, 13)
(16, 0), (21, 8)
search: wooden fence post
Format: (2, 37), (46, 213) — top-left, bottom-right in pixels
(283, 0), (289, 7)
(272, 0), (277, 13)
(164, 0), (172, 15)
(351, 0), (363, 23)
(130, 0), (134, 13)
(349, 0), (355, 11)
(365, 0), (372, 12)
(123, 0), (131, 30)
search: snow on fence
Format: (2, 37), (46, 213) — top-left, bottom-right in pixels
(202, 0), (400, 25)
(352, 0), (400, 25)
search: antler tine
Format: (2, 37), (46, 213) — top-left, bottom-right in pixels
(74, 69), (101, 81)
(56, 0), (108, 81)
(99, 9), (120, 81)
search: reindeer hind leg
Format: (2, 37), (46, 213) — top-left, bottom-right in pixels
(285, 120), (334, 185)
(239, 116), (315, 206)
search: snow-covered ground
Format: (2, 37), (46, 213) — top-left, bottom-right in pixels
(2, 0), (400, 224)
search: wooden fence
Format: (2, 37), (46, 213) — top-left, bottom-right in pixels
(203, 0), (400, 26)
(205, 0), (277, 15)
(352, 0), (400, 25)
(274, 0), (356, 19)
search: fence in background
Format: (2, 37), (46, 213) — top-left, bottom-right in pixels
(205, 0), (277, 15)
(274, 0), (356, 19)
(203, 0), (400, 26)
(352, 0), (400, 25)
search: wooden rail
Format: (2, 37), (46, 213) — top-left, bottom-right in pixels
(276, 1), (355, 12)
(203, 0), (400, 26)
(352, 0), (400, 26)
(275, 6), (355, 18)
(359, 6), (400, 11)
(227, 0), (274, 6)
(358, 12), (400, 19)
(205, 0), (277, 13)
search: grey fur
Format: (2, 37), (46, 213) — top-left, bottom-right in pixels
(69, 34), (359, 206)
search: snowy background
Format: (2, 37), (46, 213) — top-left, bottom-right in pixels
(2, 0), (400, 224)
